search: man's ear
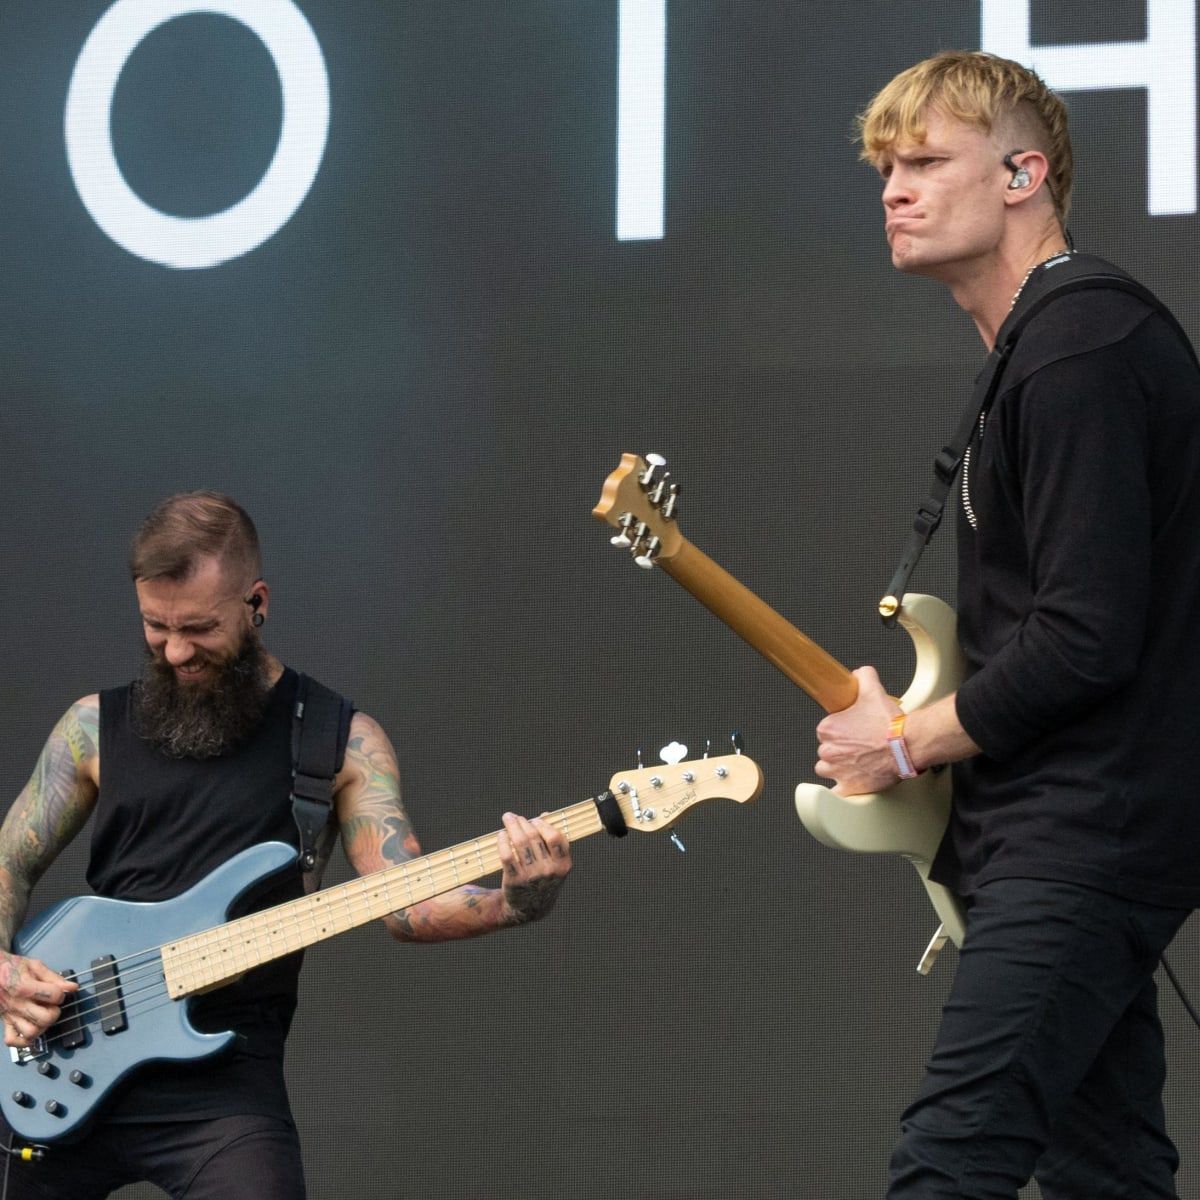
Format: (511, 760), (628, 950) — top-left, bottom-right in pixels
(1002, 149), (1050, 205)
(244, 579), (269, 626)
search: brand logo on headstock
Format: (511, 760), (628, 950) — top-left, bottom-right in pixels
(662, 788), (698, 821)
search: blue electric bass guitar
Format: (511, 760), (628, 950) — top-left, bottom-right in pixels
(594, 453), (968, 964)
(0, 753), (762, 1144)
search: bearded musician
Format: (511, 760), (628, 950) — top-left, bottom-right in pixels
(0, 491), (571, 1199)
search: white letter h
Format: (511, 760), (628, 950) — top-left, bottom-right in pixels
(981, 0), (1196, 215)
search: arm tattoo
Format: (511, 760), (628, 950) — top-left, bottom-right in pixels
(339, 732), (420, 866)
(61, 702), (99, 770)
(25, 702), (98, 849)
(0, 700), (99, 948)
(503, 876), (564, 925)
(339, 716), (561, 942)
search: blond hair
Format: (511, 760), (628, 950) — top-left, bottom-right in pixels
(857, 51), (1073, 221)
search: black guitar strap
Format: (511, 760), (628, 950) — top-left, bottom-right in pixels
(290, 674), (354, 872)
(880, 260), (1199, 625)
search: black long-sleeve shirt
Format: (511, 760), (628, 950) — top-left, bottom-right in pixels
(932, 258), (1200, 909)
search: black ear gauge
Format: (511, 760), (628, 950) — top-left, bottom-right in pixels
(245, 591), (265, 627)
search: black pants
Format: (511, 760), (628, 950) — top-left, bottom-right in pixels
(887, 878), (1189, 1200)
(0, 1114), (305, 1200)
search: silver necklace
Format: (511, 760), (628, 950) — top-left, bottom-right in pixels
(1009, 248), (1072, 310)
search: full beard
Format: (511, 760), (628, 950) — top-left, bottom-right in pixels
(132, 633), (273, 759)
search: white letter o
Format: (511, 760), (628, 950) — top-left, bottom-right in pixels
(65, 0), (330, 270)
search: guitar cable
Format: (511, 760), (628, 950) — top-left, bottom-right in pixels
(0, 1128), (46, 1195)
(0, 1131), (46, 1200)
(0, 1139), (44, 1165)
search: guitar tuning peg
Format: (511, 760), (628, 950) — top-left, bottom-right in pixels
(731, 730), (744, 755)
(661, 482), (681, 520)
(703, 737), (712, 760)
(648, 473), (674, 507)
(629, 521), (658, 569)
(640, 452), (668, 489)
(633, 534), (661, 569)
(636, 746), (644, 768)
(609, 511), (635, 548)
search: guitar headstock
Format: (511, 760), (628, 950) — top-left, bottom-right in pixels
(592, 452), (683, 569)
(606, 754), (762, 831)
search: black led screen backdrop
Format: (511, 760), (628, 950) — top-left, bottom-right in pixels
(1, 3), (1198, 1197)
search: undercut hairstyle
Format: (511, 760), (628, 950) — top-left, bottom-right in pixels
(857, 50), (1074, 222)
(130, 491), (261, 586)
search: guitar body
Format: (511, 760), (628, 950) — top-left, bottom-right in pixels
(2, 841), (297, 1144)
(594, 455), (973, 953)
(792, 594), (968, 946)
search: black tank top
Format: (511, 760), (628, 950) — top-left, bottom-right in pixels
(91, 667), (340, 1123)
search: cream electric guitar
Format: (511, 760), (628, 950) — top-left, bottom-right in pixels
(594, 453), (968, 961)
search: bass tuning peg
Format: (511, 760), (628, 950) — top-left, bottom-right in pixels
(659, 741), (688, 764)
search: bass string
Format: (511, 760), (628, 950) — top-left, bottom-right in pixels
(159, 803), (611, 985)
(32, 778), (709, 1047)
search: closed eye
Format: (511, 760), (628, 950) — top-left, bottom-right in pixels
(143, 619), (219, 635)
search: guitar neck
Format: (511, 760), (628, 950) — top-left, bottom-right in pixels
(162, 801), (603, 998)
(660, 538), (857, 713)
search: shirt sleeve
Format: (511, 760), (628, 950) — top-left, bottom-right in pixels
(955, 331), (1153, 760)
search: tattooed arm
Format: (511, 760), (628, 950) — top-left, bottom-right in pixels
(333, 713), (571, 942)
(0, 697), (99, 1046)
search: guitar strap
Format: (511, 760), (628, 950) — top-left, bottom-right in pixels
(880, 259), (1199, 625)
(290, 674), (354, 872)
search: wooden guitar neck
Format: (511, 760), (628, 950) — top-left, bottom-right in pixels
(659, 538), (858, 714)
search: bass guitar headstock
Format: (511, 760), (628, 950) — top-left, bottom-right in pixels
(592, 452), (683, 569)
(605, 753), (762, 831)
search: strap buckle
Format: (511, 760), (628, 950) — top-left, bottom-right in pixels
(912, 497), (945, 539)
(932, 447), (959, 485)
